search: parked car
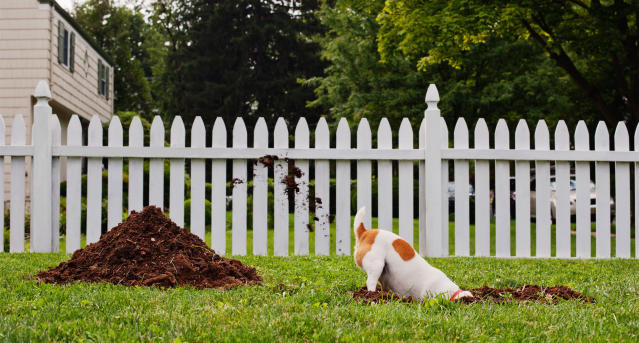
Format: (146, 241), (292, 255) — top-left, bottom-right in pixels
(447, 181), (475, 213)
(507, 176), (614, 220)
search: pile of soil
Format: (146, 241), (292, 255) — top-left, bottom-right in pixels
(351, 285), (594, 304)
(37, 206), (262, 289)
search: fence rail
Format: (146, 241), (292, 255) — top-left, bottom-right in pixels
(1, 81), (637, 259)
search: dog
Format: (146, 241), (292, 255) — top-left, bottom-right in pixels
(353, 207), (473, 301)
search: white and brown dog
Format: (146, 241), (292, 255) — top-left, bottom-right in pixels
(353, 207), (472, 301)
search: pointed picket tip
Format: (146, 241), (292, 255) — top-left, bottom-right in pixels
(108, 116), (123, 140)
(398, 118), (413, 148)
(50, 114), (61, 132)
(336, 117), (351, 148)
(594, 121), (609, 149)
(474, 118), (489, 148)
(294, 117), (309, 137)
(233, 117), (246, 134)
(191, 116), (206, 147)
(495, 119), (509, 149)
(614, 121), (629, 151)
(211, 117), (227, 147)
(34, 80), (51, 100)
(453, 117), (469, 148)
(171, 115), (185, 133)
(554, 120), (570, 150)
(315, 117), (329, 148)
(574, 121), (589, 150)
(425, 84), (439, 110)
(274, 117), (288, 147)
(88, 115), (103, 145)
(534, 120), (549, 150)
(130, 115), (142, 132)
(440, 117), (449, 148)
(254, 117), (267, 133)
(129, 116), (143, 147)
(357, 118), (371, 145)
(68, 114), (82, 142)
(377, 117), (392, 148)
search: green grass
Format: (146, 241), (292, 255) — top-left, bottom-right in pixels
(1, 254), (638, 341)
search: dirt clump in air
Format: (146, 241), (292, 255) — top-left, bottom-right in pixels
(37, 206), (262, 289)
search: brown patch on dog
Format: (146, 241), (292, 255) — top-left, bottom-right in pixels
(392, 238), (415, 261)
(355, 230), (380, 267)
(355, 223), (366, 239)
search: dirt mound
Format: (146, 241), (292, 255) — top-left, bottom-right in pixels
(37, 206), (261, 289)
(351, 285), (593, 304)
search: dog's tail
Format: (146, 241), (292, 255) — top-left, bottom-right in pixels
(353, 207), (367, 240)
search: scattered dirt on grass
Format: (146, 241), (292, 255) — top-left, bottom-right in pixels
(36, 206), (262, 289)
(351, 285), (594, 304)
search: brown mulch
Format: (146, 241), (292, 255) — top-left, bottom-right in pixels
(36, 206), (262, 289)
(351, 285), (594, 304)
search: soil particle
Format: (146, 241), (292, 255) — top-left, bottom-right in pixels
(37, 206), (262, 289)
(306, 223), (314, 232)
(253, 154), (279, 168)
(230, 178), (244, 189)
(351, 285), (594, 304)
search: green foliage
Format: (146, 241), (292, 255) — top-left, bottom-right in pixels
(377, 0), (639, 126)
(73, 0), (156, 117)
(151, 0), (327, 128)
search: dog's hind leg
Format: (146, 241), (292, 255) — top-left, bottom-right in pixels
(362, 258), (385, 291)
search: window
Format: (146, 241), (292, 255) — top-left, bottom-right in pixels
(57, 21), (75, 72)
(98, 59), (110, 100)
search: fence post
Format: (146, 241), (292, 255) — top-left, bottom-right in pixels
(31, 80), (53, 252)
(424, 84), (442, 257)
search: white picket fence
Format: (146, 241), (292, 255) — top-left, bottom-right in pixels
(1, 81), (638, 258)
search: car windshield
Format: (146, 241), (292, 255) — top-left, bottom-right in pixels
(448, 182), (474, 193)
(549, 179), (595, 191)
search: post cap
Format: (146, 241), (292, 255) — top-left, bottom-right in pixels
(34, 80), (51, 100)
(425, 84), (439, 110)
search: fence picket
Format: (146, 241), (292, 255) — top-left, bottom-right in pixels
(454, 118), (469, 256)
(107, 116), (123, 231)
(66, 115), (82, 253)
(190, 117), (206, 240)
(274, 118), (288, 256)
(253, 118), (268, 256)
(357, 119), (372, 229)
(294, 118), (310, 255)
(595, 122), (611, 258)
(86, 115), (103, 245)
(9, 115), (25, 252)
(149, 116), (165, 208)
(315, 118), (330, 255)
(211, 117), (227, 254)
(554, 121), (571, 257)
(336, 118), (351, 255)
(534, 120), (551, 257)
(614, 123), (630, 258)
(169, 116), (185, 227)
(398, 118), (414, 244)
(418, 119), (425, 255)
(474, 118), (490, 256)
(128, 117), (144, 213)
(232, 118), (247, 255)
(635, 125), (639, 258)
(50, 115), (61, 252)
(0, 118), (4, 251)
(377, 118), (393, 232)
(440, 118), (449, 255)
(515, 120), (531, 257)
(495, 119), (510, 257)
(574, 121), (590, 257)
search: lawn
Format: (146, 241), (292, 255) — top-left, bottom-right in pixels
(1, 215), (638, 341)
(1, 254), (638, 342)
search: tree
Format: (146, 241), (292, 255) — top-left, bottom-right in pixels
(74, 0), (154, 117)
(377, 0), (639, 126)
(310, 0), (587, 133)
(151, 0), (327, 129)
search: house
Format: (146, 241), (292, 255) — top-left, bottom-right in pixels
(0, 0), (114, 203)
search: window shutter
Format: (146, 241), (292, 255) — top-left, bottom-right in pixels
(105, 66), (110, 100)
(57, 21), (64, 64)
(69, 32), (75, 72)
(98, 59), (103, 93)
